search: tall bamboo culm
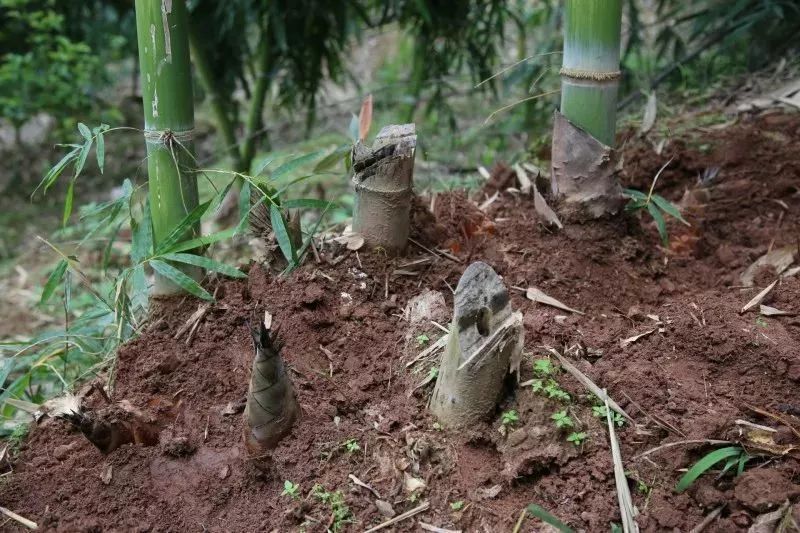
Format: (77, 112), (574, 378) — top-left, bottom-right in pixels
(560, 0), (623, 146)
(135, 0), (201, 295)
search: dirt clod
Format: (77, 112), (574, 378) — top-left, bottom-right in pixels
(734, 468), (800, 512)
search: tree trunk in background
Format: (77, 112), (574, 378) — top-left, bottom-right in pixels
(551, 0), (624, 220)
(352, 124), (416, 255)
(430, 262), (523, 428)
(135, 0), (201, 295)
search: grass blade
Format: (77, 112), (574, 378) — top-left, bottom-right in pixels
(646, 202), (669, 246)
(526, 504), (574, 533)
(270, 151), (322, 181)
(651, 194), (690, 226)
(675, 446), (743, 493)
(40, 259), (68, 304)
(160, 253), (246, 279)
(149, 259), (212, 301)
(281, 198), (337, 210)
(270, 204), (297, 264)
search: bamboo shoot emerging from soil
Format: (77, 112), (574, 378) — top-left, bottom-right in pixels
(551, 0), (624, 219)
(430, 262), (523, 428)
(352, 124), (416, 255)
(135, 0), (201, 295)
(244, 318), (299, 456)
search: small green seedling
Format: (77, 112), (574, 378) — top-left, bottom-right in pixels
(450, 500), (465, 511)
(416, 333), (430, 346)
(342, 438), (360, 454)
(623, 161), (689, 246)
(551, 410), (573, 429)
(592, 405), (625, 427)
(428, 366), (439, 380)
(282, 480), (301, 499)
(533, 358), (554, 375)
(566, 432), (587, 446)
(755, 317), (768, 328)
(312, 484), (353, 532)
(432, 422), (443, 431)
(675, 446), (751, 492)
(501, 410), (520, 426)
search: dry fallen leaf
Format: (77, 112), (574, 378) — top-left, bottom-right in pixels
(334, 230), (365, 251)
(101, 464), (113, 485)
(619, 329), (657, 348)
(740, 246), (796, 287)
(358, 94), (373, 141)
(640, 91), (657, 135)
(403, 473), (426, 493)
(526, 287), (583, 315)
(760, 305), (794, 317)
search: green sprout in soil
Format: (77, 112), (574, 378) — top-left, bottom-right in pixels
(623, 160), (690, 246)
(416, 333), (430, 346)
(311, 484), (353, 532)
(428, 366), (439, 380)
(501, 410), (520, 426)
(592, 405), (625, 427)
(7, 424), (29, 455)
(530, 358), (571, 402)
(342, 438), (360, 454)
(675, 446), (752, 493)
(282, 480), (301, 499)
(551, 410), (573, 429)
(432, 422), (443, 431)
(755, 317), (768, 328)
(566, 432), (587, 446)
(450, 500), (465, 511)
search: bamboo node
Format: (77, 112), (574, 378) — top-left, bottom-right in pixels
(559, 67), (621, 81)
(143, 128), (195, 144)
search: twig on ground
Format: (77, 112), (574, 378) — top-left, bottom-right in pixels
(688, 505), (725, 533)
(634, 439), (733, 460)
(0, 506), (37, 530)
(363, 501), (430, 533)
(419, 522), (461, 533)
(348, 474), (381, 498)
(606, 392), (639, 533)
(511, 508), (527, 533)
(621, 391), (685, 437)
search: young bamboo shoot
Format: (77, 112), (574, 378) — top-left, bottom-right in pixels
(244, 317), (299, 456)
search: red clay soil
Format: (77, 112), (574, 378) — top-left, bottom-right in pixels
(4, 111), (800, 532)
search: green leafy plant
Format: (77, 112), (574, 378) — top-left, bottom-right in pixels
(623, 161), (689, 246)
(450, 500), (465, 511)
(675, 446), (751, 493)
(311, 484), (353, 532)
(566, 432), (587, 446)
(501, 410), (520, 426)
(530, 358), (571, 402)
(551, 410), (574, 429)
(533, 358), (555, 375)
(427, 366), (439, 380)
(281, 480), (300, 499)
(593, 405), (625, 427)
(342, 438), (360, 454)
(416, 333), (430, 346)
(526, 504), (574, 533)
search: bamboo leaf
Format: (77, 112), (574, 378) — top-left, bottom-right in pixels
(40, 260), (68, 304)
(96, 131), (105, 174)
(74, 138), (93, 179)
(253, 155), (276, 177)
(270, 204), (296, 264)
(651, 194), (690, 226)
(153, 200), (210, 255)
(38, 147), (80, 194)
(238, 181), (251, 223)
(160, 253), (246, 279)
(623, 188), (648, 201)
(348, 113), (359, 142)
(270, 151), (322, 181)
(62, 181), (75, 227)
(149, 259), (213, 301)
(165, 227), (237, 254)
(281, 198), (336, 210)
(0, 359), (13, 390)
(313, 144), (351, 172)
(131, 203), (154, 264)
(0, 374), (30, 416)
(646, 201), (669, 245)
(526, 504), (574, 533)
(675, 446), (743, 493)
(78, 122), (92, 141)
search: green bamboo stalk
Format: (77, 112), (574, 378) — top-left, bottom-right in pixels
(560, 0), (622, 146)
(241, 34), (272, 173)
(135, 0), (201, 295)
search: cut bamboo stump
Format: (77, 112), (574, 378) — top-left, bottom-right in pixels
(430, 262), (523, 428)
(243, 317), (299, 457)
(352, 123), (416, 255)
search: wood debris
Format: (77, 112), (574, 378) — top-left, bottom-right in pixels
(741, 280), (777, 314)
(363, 501), (430, 533)
(740, 246), (795, 287)
(760, 305), (794, 317)
(0, 506), (37, 530)
(525, 287), (584, 315)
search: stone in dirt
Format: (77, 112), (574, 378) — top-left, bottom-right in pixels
(734, 468), (800, 512)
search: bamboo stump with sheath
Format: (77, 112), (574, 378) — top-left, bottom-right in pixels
(430, 262), (523, 428)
